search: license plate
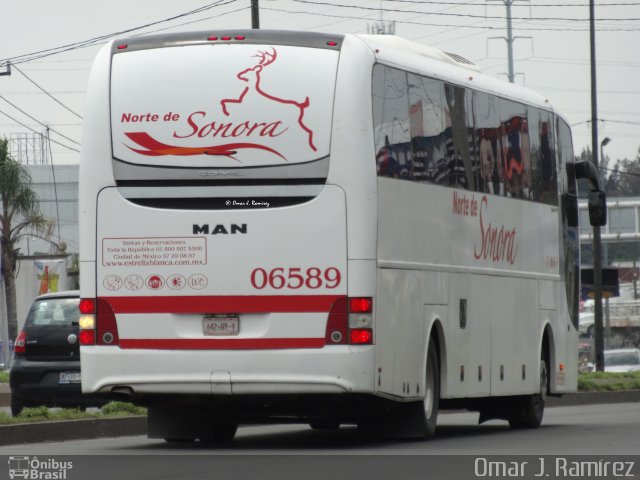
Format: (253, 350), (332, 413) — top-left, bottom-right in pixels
(59, 372), (81, 384)
(203, 316), (239, 336)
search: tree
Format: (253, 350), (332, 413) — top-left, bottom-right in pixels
(606, 147), (640, 197)
(0, 138), (45, 340)
(578, 146), (640, 266)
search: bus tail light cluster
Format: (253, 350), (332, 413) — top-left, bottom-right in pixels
(79, 298), (120, 346)
(326, 297), (373, 345)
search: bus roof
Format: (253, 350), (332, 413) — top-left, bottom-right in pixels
(106, 29), (563, 122)
(353, 33), (556, 115)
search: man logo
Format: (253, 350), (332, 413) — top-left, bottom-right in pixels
(193, 223), (247, 235)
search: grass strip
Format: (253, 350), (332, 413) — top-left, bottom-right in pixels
(0, 402), (146, 425)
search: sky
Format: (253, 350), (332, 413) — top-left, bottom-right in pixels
(0, 0), (639, 168)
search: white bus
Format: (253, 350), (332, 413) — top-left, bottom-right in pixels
(79, 30), (604, 442)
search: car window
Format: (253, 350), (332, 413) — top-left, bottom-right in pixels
(27, 298), (80, 326)
(605, 351), (640, 367)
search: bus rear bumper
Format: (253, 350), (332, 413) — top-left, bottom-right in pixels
(81, 345), (376, 397)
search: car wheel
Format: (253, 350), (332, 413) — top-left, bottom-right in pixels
(11, 396), (27, 417)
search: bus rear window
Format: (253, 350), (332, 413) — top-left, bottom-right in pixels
(110, 43), (338, 173)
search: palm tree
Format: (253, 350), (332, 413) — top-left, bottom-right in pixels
(0, 137), (45, 340)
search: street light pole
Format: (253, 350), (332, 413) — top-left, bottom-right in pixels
(590, 0), (605, 372)
(600, 137), (612, 347)
(251, 0), (260, 29)
(600, 137), (611, 267)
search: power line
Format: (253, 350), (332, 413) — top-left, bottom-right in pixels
(126, 5), (250, 38)
(290, 0), (640, 22)
(600, 166), (640, 178)
(0, 91), (85, 96)
(573, 119), (640, 126)
(11, 64), (83, 120)
(0, 0), (240, 67)
(262, 6), (640, 31)
(0, 109), (80, 153)
(386, 0), (640, 6)
(0, 94), (80, 146)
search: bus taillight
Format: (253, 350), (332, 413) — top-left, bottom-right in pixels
(349, 328), (373, 345)
(348, 297), (373, 345)
(79, 298), (96, 345)
(349, 298), (372, 313)
(326, 297), (374, 345)
(79, 330), (96, 345)
(79, 298), (120, 346)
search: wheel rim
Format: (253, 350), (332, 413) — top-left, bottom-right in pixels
(533, 358), (548, 413)
(424, 355), (434, 417)
(539, 359), (548, 402)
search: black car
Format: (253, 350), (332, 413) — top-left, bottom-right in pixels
(9, 291), (106, 416)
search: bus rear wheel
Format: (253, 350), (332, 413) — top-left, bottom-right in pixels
(509, 357), (548, 429)
(199, 424), (238, 444)
(357, 337), (439, 440)
(149, 406), (238, 443)
(421, 337), (440, 439)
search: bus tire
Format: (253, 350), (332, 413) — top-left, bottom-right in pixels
(199, 423), (238, 444)
(309, 420), (340, 430)
(357, 338), (439, 440)
(422, 337), (440, 439)
(509, 356), (548, 429)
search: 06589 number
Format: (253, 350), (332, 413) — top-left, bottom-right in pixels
(250, 267), (341, 290)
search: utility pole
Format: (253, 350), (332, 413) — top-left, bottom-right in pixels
(251, 0), (260, 29)
(487, 0), (530, 83)
(367, 1), (396, 34)
(589, 0), (605, 372)
(0, 62), (10, 367)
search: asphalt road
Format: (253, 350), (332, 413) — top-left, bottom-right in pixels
(1, 403), (638, 454)
(1, 403), (639, 480)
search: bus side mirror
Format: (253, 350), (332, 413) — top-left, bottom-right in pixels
(588, 190), (607, 227)
(573, 160), (607, 228)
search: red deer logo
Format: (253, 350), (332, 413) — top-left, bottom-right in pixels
(221, 48), (316, 152)
(122, 48), (316, 162)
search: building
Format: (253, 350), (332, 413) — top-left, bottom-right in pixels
(12, 164), (79, 329)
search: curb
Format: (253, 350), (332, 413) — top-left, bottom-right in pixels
(0, 390), (639, 446)
(0, 416), (147, 446)
(548, 390), (640, 407)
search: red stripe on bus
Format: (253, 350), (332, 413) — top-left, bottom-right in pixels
(100, 295), (344, 314)
(119, 338), (325, 350)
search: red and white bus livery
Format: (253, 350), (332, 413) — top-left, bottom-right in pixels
(79, 30), (603, 441)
